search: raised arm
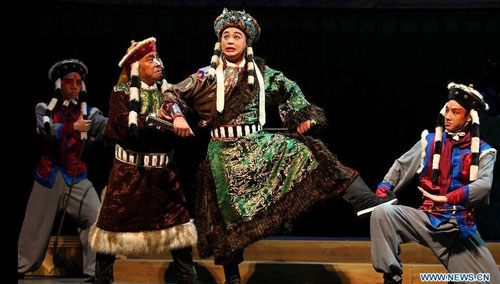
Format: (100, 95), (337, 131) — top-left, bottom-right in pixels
(263, 66), (327, 132)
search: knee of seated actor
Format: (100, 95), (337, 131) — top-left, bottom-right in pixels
(371, 203), (396, 220)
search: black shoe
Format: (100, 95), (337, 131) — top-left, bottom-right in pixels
(17, 273), (25, 279)
(342, 176), (398, 217)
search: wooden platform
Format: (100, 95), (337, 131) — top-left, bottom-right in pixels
(28, 236), (500, 283)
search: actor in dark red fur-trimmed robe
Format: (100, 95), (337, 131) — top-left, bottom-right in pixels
(89, 37), (198, 284)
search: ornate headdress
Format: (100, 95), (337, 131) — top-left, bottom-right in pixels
(208, 8), (266, 125)
(118, 37), (168, 136)
(431, 83), (489, 183)
(45, 59), (89, 138)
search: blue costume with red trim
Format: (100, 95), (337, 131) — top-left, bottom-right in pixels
(418, 132), (493, 237)
(35, 101), (90, 187)
(371, 83), (499, 284)
(376, 130), (496, 239)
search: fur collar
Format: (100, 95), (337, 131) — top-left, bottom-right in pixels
(211, 57), (266, 127)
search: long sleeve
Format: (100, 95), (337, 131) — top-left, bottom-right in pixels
(88, 107), (108, 141)
(263, 66), (327, 130)
(35, 102), (74, 140)
(163, 73), (210, 111)
(445, 149), (497, 208)
(163, 71), (216, 124)
(380, 140), (423, 193)
(162, 75), (196, 111)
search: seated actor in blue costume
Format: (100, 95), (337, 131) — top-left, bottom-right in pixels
(371, 83), (500, 284)
(161, 9), (397, 284)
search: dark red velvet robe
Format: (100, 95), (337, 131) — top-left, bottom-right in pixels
(90, 84), (196, 254)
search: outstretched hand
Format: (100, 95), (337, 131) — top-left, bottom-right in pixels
(418, 186), (448, 207)
(297, 120), (311, 135)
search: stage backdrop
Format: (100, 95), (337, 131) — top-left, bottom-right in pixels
(17, 1), (500, 240)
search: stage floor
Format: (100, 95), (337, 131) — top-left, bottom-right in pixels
(19, 276), (90, 283)
(19, 276), (153, 284)
(24, 237), (500, 284)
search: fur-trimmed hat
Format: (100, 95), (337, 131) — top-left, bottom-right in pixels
(431, 83), (489, 184)
(447, 83), (489, 111)
(49, 59), (88, 81)
(208, 8), (261, 87)
(208, 8), (266, 125)
(118, 37), (168, 136)
(118, 37), (157, 68)
(44, 59), (89, 139)
(214, 8), (261, 42)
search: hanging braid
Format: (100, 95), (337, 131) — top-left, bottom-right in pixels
(43, 77), (62, 132)
(469, 109), (480, 181)
(128, 61), (141, 137)
(431, 103), (447, 184)
(208, 42), (221, 82)
(246, 42), (255, 90)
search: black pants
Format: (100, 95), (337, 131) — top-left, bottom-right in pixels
(93, 247), (197, 284)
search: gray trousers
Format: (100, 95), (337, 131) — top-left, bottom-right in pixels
(18, 172), (100, 276)
(370, 204), (500, 283)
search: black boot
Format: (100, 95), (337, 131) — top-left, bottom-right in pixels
(342, 176), (397, 217)
(83, 273), (95, 282)
(223, 264), (241, 284)
(171, 247), (198, 284)
(383, 273), (402, 284)
(93, 253), (115, 284)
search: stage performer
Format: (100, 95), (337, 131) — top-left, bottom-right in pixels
(18, 59), (107, 282)
(89, 38), (198, 284)
(162, 9), (397, 284)
(370, 83), (500, 284)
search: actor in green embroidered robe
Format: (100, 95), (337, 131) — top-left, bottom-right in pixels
(162, 9), (396, 284)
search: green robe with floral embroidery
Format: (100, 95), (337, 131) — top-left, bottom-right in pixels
(163, 58), (356, 262)
(208, 64), (319, 225)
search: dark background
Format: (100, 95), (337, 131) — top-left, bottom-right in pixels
(14, 1), (500, 274)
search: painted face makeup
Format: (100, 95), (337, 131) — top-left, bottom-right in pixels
(61, 72), (83, 100)
(444, 100), (470, 132)
(221, 27), (247, 65)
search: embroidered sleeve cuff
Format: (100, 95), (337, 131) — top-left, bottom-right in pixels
(375, 181), (394, 197)
(282, 104), (327, 130)
(445, 185), (469, 205)
(377, 181), (394, 191)
(165, 102), (184, 117)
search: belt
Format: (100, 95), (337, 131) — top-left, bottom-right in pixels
(210, 124), (262, 140)
(115, 144), (171, 168)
